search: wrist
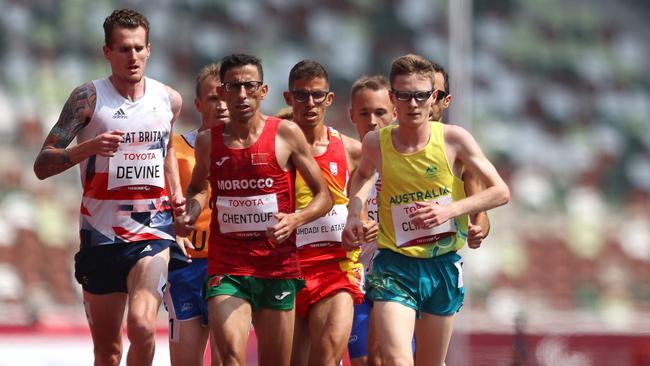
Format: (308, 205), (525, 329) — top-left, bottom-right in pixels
(187, 199), (202, 220)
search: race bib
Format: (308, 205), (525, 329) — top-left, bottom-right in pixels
(216, 193), (278, 238)
(391, 195), (456, 247)
(367, 184), (379, 222)
(295, 204), (348, 248)
(108, 148), (165, 190)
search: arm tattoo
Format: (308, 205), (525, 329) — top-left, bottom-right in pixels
(34, 83), (96, 178)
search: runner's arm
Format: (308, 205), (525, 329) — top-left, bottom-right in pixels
(343, 131), (380, 249)
(165, 87), (185, 214)
(176, 130), (211, 236)
(34, 82), (120, 179)
(445, 125), (509, 217)
(280, 120), (333, 227)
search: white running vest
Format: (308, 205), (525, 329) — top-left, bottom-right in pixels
(76, 77), (175, 246)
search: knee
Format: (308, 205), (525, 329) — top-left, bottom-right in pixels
(218, 351), (245, 366)
(93, 343), (122, 366)
(126, 316), (156, 345)
(381, 354), (413, 366)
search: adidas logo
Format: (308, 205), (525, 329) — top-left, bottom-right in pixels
(112, 108), (128, 119)
(140, 244), (153, 253)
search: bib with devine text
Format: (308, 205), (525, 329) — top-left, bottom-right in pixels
(108, 148), (165, 190)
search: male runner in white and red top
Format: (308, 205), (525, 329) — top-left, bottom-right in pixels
(176, 53), (332, 366)
(33, 9), (184, 366)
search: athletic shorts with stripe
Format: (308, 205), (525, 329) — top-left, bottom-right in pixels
(164, 258), (209, 342)
(205, 274), (305, 311)
(366, 250), (464, 317)
(74, 239), (183, 295)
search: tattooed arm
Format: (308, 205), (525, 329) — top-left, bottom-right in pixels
(33, 82), (125, 180)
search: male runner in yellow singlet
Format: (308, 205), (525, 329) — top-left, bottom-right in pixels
(343, 54), (510, 366)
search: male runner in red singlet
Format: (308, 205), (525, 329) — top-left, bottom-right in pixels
(283, 59), (376, 366)
(33, 9), (185, 366)
(176, 53), (332, 366)
(164, 63), (228, 366)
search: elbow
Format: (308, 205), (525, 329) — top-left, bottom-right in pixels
(325, 191), (334, 212)
(33, 163), (48, 180)
(318, 191), (333, 216)
(498, 185), (511, 206)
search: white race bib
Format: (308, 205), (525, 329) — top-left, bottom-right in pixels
(367, 184), (379, 222)
(295, 204), (348, 248)
(391, 195), (456, 247)
(216, 194), (279, 237)
(108, 148), (165, 190)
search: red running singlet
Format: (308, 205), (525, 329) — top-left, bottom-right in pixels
(208, 117), (299, 278)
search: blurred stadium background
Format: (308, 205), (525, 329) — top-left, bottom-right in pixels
(0, 0), (649, 365)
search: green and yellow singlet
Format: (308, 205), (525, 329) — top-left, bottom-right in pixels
(377, 121), (468, 258)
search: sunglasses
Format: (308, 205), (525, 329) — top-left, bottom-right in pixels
(223, 81), (263, 93)
(391, 89), (435, 102)
(290, 90), (330, 104)
(435, 90), (448, 101)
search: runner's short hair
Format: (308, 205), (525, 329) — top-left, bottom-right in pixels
(350, 75), (390, 103)
(288, 59), (329, 90)
(220, 54), (264, 81)
(195, 63), (221, 98)
(389, 54), (435, 87)
(103, 9), (150, 48)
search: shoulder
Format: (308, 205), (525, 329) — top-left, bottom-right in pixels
(76, 81), (97, 93)
(341, 133), (362, 157)
(69, 81), (97, 118)
(443, 123), (474, 145)
(194, 128), (212, 152)
(164, 84), (183, 114)
(277, 118), (304, 138)
(195, 129), (212, 146)
(276, 118), (310, 154)
(71, 81), (97, 102)
(362, 129), (380, 146)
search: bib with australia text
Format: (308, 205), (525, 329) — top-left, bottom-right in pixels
(377, 122), (468, 259)
(390, 195), (456, 247)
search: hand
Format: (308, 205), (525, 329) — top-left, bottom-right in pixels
(170, 193), (186, 217)
(362, 219), (378, 243)
(174, 213), (196, 237)
(467, 223), (486, 249)
(93, 130), (125, 157)
(175, 236), (193, 263)
(342, 216), (364, 251)
(266, 212), (298, 245)
(409, 201), (452, 229)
